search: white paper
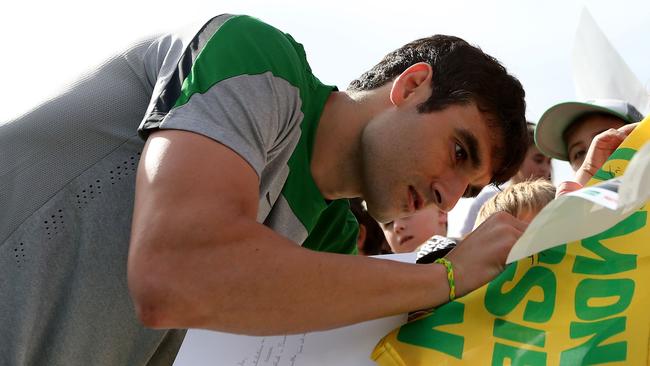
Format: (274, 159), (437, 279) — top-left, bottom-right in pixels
(572, 8), (650, 114)
(565, 180), (620, 211)
(506, 141), (650, 263)
(173, 253), (416, 366)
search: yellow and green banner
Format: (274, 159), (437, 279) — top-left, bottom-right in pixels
(372, 117), (650, 365)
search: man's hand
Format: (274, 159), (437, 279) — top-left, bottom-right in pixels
(446, 212), (528, 297)
(128, 129), (480, 334)
(575, 123), (639, 185)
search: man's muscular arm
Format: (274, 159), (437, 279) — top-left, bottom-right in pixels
(128, 129), (525, 335)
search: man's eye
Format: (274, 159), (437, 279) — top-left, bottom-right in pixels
(455, 143), (467, 161)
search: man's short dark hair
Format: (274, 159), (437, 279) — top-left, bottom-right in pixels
(348, 35), (527, 185)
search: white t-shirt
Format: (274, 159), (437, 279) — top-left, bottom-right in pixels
(458, 182), (509, 236)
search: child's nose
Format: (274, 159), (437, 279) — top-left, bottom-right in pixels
(394, 221), (406, 233)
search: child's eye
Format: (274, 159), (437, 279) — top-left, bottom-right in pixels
(455, 143), (467, 161)
(381, 221), (393, 229)
(533, 155), (546, 164)
(573, 150), (586, 162)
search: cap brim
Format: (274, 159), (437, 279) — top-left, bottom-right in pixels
(534, 102), (632, 161)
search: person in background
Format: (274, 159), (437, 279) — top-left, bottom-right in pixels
(349, 198), (391, 255)
(419, 179), (555, 265)
(535, 98), (644, 172)
(458, 122), (551, 236)
(473, 179), (556, 228)
(379, 207), (447, 253)
(476, 118), (641, 226)
(555, 122), (640, 196)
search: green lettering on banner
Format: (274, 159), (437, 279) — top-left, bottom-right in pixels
(493, 318), (546, 347)
(396, 301), (465, 359)
(573, 211), (645, 275)
(592, 148), (637, 181)
(492, 343), (546, 366)
(575, 279), (635, 321)
(485, 264), (556, 323)
(538, 244), (567, 265)
(559, 317), (627, 365)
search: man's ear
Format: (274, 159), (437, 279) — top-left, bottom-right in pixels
(389, 62), (433, 106)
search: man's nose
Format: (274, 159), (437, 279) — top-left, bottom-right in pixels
(436, 174), (470, 211)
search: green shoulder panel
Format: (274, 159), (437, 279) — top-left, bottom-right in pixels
(174, 15), (355, 253)
(174, 15), (311, 108)
(303, 200), (359, 255)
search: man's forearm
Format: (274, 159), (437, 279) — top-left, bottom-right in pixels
(128, 218), (448, 335)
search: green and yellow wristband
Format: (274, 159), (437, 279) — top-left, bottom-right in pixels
(434, 258), (455, 301)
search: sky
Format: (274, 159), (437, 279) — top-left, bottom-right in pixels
(2, 0), (649, 235)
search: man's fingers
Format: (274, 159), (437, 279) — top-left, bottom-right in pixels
(514, 220), (528, 236)
(510, 217), (529, 233)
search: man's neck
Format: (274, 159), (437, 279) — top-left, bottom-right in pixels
(310, 85), (391, 200)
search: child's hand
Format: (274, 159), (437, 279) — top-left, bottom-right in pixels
(445, 211), (527, 297)
(575, 123), (639, 185)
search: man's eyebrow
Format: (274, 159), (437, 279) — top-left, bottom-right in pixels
(456, 128), (482, 170)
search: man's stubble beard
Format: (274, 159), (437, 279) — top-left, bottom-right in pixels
(358, 127), (399, 224)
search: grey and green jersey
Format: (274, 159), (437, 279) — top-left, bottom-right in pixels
(139, 14), (358, 253)
(0, 14), (356, 366)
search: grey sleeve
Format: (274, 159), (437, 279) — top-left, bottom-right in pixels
(0, 39), (157, 241)
(157, 73), (303, 176)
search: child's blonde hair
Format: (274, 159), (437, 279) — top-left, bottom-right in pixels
(475, 179), (556, 228)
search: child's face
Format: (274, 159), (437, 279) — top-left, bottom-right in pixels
(564, 115), (626, 172)
(380, 207), (447, 253)
(513, 145), (552, 182)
